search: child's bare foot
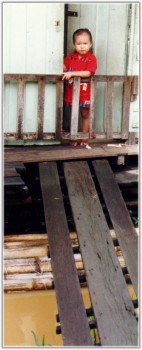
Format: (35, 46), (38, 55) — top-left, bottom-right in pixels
(80, 139), (89, 146)
(70, 140), (78, 146)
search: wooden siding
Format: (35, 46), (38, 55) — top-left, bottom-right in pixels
(3, 3), (64, 74)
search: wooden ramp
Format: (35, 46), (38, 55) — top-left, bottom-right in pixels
(39, 160), (138, 347)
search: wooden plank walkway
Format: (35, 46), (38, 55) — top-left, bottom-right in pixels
(64, 161), (138, 346)
(4, 143), (138, 163)
(4, 159), (138, 346)
(93, 160), (138, 297)
(39, 162), (92, 346)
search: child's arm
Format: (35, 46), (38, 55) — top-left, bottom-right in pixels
(62, 70), (91, 81)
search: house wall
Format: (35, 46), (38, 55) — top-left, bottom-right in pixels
(3, 3), (139, 140)
(3, 3), (64, 135)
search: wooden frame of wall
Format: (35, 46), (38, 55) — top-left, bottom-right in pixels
(4, 74), (138, 144)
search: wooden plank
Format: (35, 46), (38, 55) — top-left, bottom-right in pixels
(106, 80), (114, 139)
(55, 81), (63, 139)
(17, 78), (24, 139)
(90, 77), (97, 137)
(131, 76), (138, 101)
(4, 74), (138, 83)
(4, 74), (62, 82)
(64, 161), (138, 346)
(70, 77), (80, 138)
(128, 131), (136, 145)
(39, 162), (92, 346)
(93, 159), (138, 297)
(37, 78), (45, 139)
(4, 144), (138, 163)
(122, 77), (132, 139)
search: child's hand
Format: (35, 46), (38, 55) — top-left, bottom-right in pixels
(62, 72), (73, 80)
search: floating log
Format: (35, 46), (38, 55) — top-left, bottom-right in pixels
(4, 229), (138, 291)
(4, 277), (53, 292)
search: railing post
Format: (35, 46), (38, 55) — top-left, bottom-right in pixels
(90, 76), (97, 137)
(55, 80), (63, 140)
(122, 77), (132, 139)
(17, 77), (24, 140)
(105, 78), (114, 139)
(37, 77), (45, 140)
(70, 77), (80, 139)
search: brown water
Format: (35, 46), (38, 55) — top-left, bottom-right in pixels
(4, 288), (92, 347)
(4, 284), (137, 346)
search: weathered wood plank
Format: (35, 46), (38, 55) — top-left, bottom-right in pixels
(4, 144), (138, 163)
(17, 78), (24, 139)
(55, 81), (63, 140)
(4, 74), (138, 83)
(122, 77), (132, 139)
(39, 162), (92, 346)
(70, 77), (80, 138)
(90, 77), (97, 136)
(131, 76), (138, 101)
(37, 78), (45, 139)
(106, 80), (114, 139)
(64, 161), (138, 346)
(93, 159), (138, 297)
(128, 131), (136, 145)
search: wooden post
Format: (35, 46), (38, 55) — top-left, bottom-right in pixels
(55, 80), (63, 140)
(106, 79), (114, 139)
(17, 78), (24, 139)
(70, 77), (80, 139)
(90, 76), (97, 137)
(37, 78), (45, 140)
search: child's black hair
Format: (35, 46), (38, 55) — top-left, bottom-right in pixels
(73, 28), (93, 53)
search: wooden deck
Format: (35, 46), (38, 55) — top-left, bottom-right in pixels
(4, 157), (138, 346)
(39, 159), (138, 346)
(4, 143), (138, 163)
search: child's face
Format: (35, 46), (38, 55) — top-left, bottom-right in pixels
(74, 33), (92, 56)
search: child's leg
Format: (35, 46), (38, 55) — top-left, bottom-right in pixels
(80, 107), (90, 145)
(81, 107), (90, 132)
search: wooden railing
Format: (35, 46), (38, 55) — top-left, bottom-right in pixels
(4, 74), (138, 144)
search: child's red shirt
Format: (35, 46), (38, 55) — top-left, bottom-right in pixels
(64, 51), (97, 107)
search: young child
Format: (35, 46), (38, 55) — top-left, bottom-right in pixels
(62, 28), (97, 146)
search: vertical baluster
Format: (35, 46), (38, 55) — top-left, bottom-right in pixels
(106, 79), (114, 139)
(70, 77), (80, 139)
(17, 77), (24, 139)
(56, 80), (63, 140)
(122, 77), (132, 139)
(37, 78), (45, 140)
(90, 76), (97, 138)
